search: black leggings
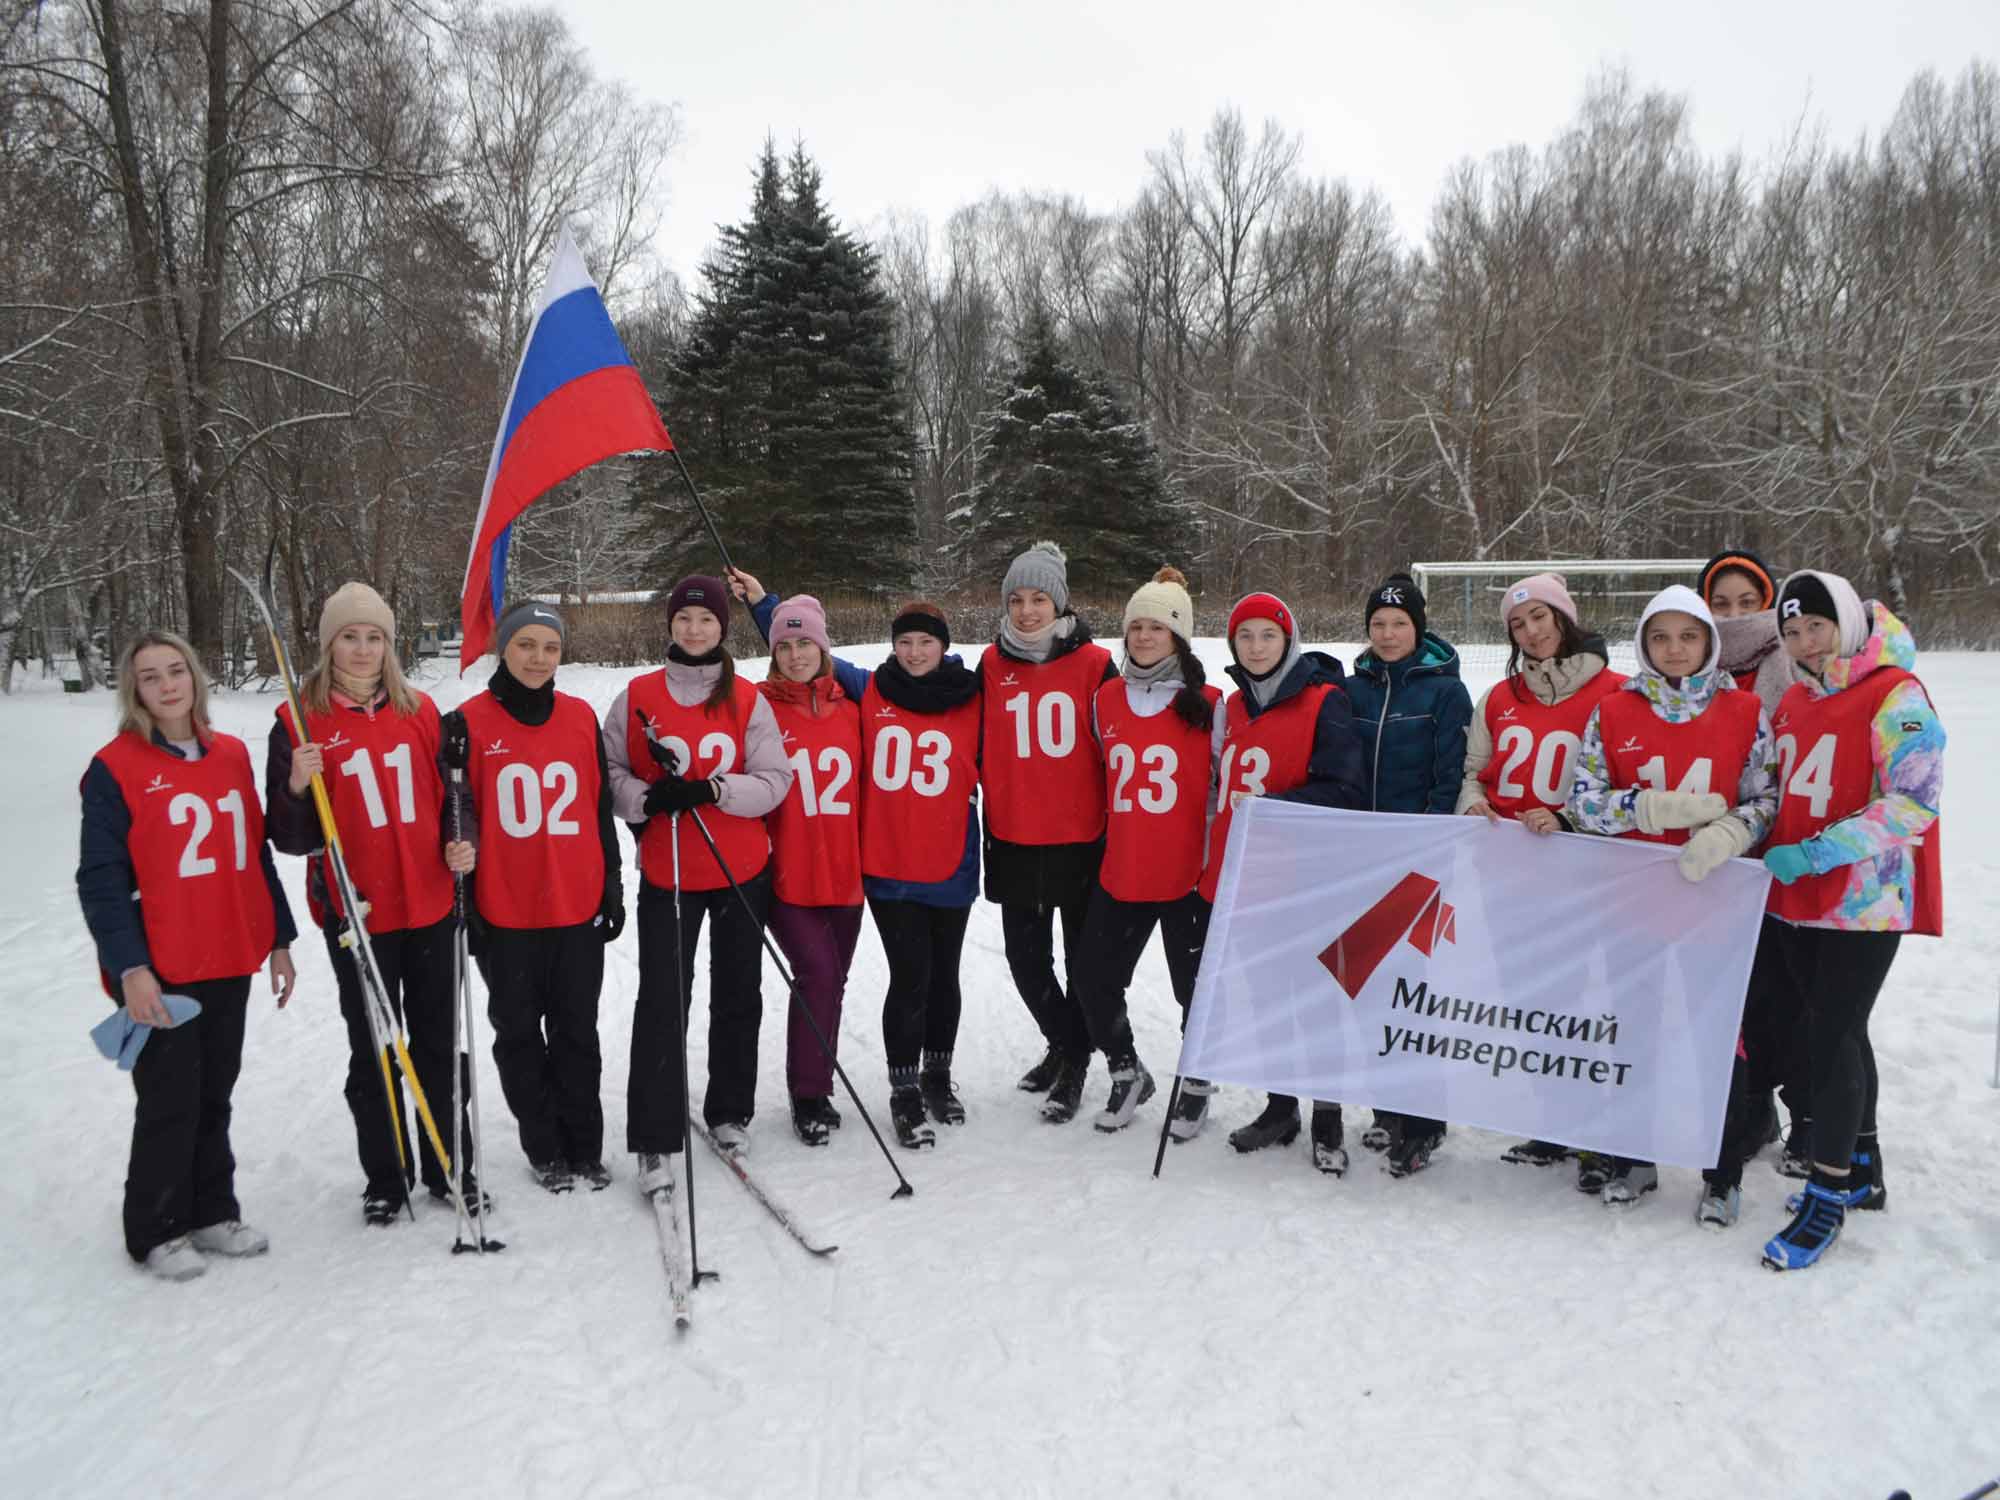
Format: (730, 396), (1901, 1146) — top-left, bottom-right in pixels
(868, 897), (970, 1074)
(1000, 897), (1094, 1058)
(1760, 920), (1901, 1171)
(1074, 886), (1210, 1064)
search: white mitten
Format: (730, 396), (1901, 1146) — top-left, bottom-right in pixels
(1676, 816), (1753, 883)
(1635, 789), (1729, 835)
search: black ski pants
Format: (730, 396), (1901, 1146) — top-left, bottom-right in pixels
(478, 921), (604, 1169)
(326, 916), (471, 1199)
(1001, 896), (1093, 1060)
(1074, 885), (1210, 1066)
(1740, 914), (1813, 1129)
(123, 973), (251, 1262)
(629, 872), (770, 1153)
(1758, 919), (1901, 1172)
(869, 896), (971, 1074)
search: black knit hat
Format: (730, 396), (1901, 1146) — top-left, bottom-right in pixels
(1777, 572), (1839, 627)
(1365, 573), (1427, 638)
(666, 575), (730, 634)
(1700, 550), (1777, 611)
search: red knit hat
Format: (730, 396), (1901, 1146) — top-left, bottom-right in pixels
(1227, 591), (1294, 641)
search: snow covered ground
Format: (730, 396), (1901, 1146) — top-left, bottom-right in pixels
(3, 640), (1996, 1500)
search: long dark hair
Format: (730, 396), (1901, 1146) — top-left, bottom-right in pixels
(1171, 638), (1213, 730)
(1505, 610), (1595, 701)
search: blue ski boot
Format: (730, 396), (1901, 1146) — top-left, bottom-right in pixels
(1763, 1178), (1847, 1272)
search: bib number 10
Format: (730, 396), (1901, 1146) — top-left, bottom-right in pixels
(1003, 691), (1076, 759)
(1775, 732), (1837, 819)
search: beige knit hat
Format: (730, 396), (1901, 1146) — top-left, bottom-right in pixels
(319, 581), (397, 648)
(1123, 565), (1194, 639)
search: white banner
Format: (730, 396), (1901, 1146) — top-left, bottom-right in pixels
(1178, 801), (1772, 1168)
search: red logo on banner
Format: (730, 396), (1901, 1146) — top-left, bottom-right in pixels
(1318, 871), (1456, 999)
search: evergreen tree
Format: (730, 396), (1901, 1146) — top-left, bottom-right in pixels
(962, 311), (1182, 596)
(631, 139), (914, 592)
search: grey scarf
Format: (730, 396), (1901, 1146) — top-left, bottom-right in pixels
(998, 612), (1078, 664)
(1122, 653), (1182, 689)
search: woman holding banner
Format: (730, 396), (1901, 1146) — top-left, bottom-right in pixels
(1071, 567), (1223, 1136)
(1342, 573), (1472, 1178)
(1567, 585), (1779, 1213)
(1459, 573), (1626, 1188)
(1755, 570), (1943, 1272)
(1208, 591), (1370, 1172)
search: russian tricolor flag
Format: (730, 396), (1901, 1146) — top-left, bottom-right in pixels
(459, 227), (672, 670)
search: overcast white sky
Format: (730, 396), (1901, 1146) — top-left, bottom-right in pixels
(560, 0), (1995, 284)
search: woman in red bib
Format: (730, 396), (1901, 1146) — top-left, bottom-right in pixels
(265, 583), (479, 1226)
(77, 631), (298, 1281)
(448, 602), (622, 1195)
(1461, 573), (1627, 1180)
(1208, 592), (1370, 1169)
(1567, 584), (1778, 1213)
(979, 543), (1118, 1124)
(603, 577), (791, 1192)
(1073, 567), (1222, 1137)
(1755, 570), (1943, 1273)
(730, 570), (984, 1152)
(753, 595), (863, 1147)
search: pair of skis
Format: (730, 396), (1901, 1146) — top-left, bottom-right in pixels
(648, 1110), (838, 1332)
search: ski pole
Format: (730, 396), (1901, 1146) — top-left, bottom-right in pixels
(448, 760), (500, 1253)
(682, 803), (915, 1199)
(669, 811), (717, 1288)
(230, 565), (488, 1245)
(637, 712), (911, 1197)
(1151, 1076), (1186, 1179)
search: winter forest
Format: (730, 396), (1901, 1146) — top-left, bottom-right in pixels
(4, 0), (1999, 689)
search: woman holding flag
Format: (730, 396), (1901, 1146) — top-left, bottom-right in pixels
(77, 630), (298, 1280)
(265, 583), (478, 1227)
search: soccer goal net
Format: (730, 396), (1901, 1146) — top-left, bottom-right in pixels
(1411, 559), (1711, 686)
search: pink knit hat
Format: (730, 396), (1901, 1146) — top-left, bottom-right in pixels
(769, 594), (831, 655)
(1501, 573), (1579, 629)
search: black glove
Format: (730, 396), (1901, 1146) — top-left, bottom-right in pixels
(440, 710), (470, 772)
(643, 774), (718, 818)
(597, 880), (626, 944)
(635, 709), (679, 774)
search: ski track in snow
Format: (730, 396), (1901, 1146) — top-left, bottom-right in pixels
(4, 643), (1996, 1500)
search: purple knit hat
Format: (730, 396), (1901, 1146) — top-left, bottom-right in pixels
(769, 595), (830, 655)
(666, 575), (730, 633)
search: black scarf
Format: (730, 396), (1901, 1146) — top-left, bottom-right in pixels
(667, 642), (726, 668)
(873, 655), (980, 714)
(489, 660), (555, 726)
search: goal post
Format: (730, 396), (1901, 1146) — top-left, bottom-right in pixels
(1411, 559), (1710, 684)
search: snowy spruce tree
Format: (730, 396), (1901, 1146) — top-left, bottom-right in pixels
(960, 311), (1181, 597)
(632, 140), (914, 591)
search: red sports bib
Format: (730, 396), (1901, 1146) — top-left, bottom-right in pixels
(626, 671), (770, 894)
(859, 678), (981, 884)
(979, 644), (1111, 844)
(761, 683), (863, 908)
(1766, 668), (1942, 934)
(459, 691), (604, 928)
(1596, 688), (1763, 847)
(1477, 669), (1627, 818)
(277, 695), (454, 933)
(1095, 680), (1220, 903)
(1199, 682), (1337, 902)
(91, 731), (276, 985)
